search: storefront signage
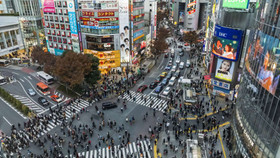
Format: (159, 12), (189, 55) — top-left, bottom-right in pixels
(81, 3), (95, 9)
(133, 29), (144, 38)
(104, 43), (111, 47)
(96, 0), (118, 3)
(98, 11), (115, 17)
(80, 17), (118, 21)
(133, 34), (144, 42)
(212, 79), (230, 90)
(82, 11), (95, 16)
(101, 3), (118, 10)
(83, 21), (99, 26)
(223, 0), (249, 9)
(187, 0), (196, 15)
(68, 0), (79, 53)
(133, 14), (144, 19)
(81, 25), (119, 29)
(43, 0), (55, 13)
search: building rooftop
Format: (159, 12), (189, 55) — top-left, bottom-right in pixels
(0, 16), (19, 27)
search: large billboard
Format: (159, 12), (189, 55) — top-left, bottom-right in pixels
(119, 0), (130, 63)
(245, 31), (280, 95)
(212, 25), (243, 61)
(215, 58), (235, 82)
(223, 0), (249, 9)
(67, 0), (80, 53)
(43, 0), (55, 13)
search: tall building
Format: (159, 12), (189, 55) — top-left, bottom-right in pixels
(17, 0), (43, 53)
(0, 0), (18, 13)
(43, 0), (81, 55)
(232, 0), (280, 157)
(0, 16), (24, 58)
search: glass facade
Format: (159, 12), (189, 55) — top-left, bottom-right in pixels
(233, 0), (280, 157)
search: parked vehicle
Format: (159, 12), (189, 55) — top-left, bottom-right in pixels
(186, 60), (191, 68)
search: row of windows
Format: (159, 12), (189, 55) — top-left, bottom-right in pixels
(47, 36), (72, 44)
(45, 15), (69, 23)
(48, 42), (72, 50)
(81, 28), (119, 35)
(0, 30), (19, 50)
(46, 29), (71, 37)
(45, 23), (70, 30)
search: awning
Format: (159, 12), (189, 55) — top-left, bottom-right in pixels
(204, 75), (211, 80)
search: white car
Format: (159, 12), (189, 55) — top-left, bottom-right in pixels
(179, 62), (184, 69)
(176, 56), (180, 64)
(162, 87), (171, 96)
(27, 88), (36, 96)
(171, 65), (177, 72)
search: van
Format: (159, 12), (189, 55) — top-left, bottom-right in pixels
(179, 62), (184, 69)
(168, 77), (176, 86)
(186, 60), (191, 68)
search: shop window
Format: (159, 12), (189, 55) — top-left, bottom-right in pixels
(61, 24), (65, 30)
(52, 30), (56, 35)
(55, 16), (58, 22)
(50, 16), (53, 21)
(51, 24), (54, 28)
(0, 41), (5, 49)
(63, 39), (67, 44)
(48, 36), (52, 41)
(65, 17), (69, 23)
(58, 38), (61, 43)
(68, 39), (72, 44)
(45, 16), (48, 21)
(53, 37), (57, 42)
(67, 32), (71, 37)
(49, 43), (53, 47)
(59, 45), (62, 49)
(54, 43), (57, 48)
(64, 45), (67, 50)
(60, 16), (64, 22)
(62, 31), (65, 36)
(47, 30), (50, 34)
(56, 24), (60, 29)
(63, 1), (67, 7)
(66, 25), (70, 30)
(58, 1), (61, 7)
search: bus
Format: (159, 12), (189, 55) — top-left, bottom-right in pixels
(0, 76), (6, 85)
(37, 71), (54, 85)
(36, 82), (50, 95)
(0, 59), (9, 66)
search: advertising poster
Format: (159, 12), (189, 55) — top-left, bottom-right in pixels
(223, 0), (249, 9)
(245, 30), (280, 95)
(187, 0), (196, 15)
(67, 0), (80, 53)
(215, 58), (235, 82)
(179, 12), (185, 23)
(43, 0), (55, 13)
(212, 25), (243, 61)
(119, 0), (130, 63)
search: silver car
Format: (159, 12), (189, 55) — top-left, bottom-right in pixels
(27, 88), (36, 96)
(162, 87), (171, 96)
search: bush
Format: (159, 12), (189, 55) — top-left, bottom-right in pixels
(0, 87), (31, 117)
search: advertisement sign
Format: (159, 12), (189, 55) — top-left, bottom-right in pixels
(101, 3), (118, 10)
(119, 0), (130, 63)
(97, 11), (115, 17)
(83, 21), (99, 26)
(84, 49), (121, 69)
(215, 58), (235, 82)
(179, 12), (185, 23)
(67, 0), (79, 53)
(81, 3), (95, 9)
(81, 25), (119, 29)
(96, 0), (118, 2)
(223, 0), (249, 9)
(212, 25), (243, 61)
(82, 11), (95, 16)
(212, 79), (230, 90)
(187, 0), (196, 15)
(133, 30), (144, 38)
(245, 30), (280, 95)
(43, 0), (55, 13)
(80, 17), (118, 21)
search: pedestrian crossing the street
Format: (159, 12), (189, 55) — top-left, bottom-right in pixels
(118, 91), (168, 112)
(67, 140), (153, 158)
(17, 99), (93, 143)
(11, 94), (45, 113)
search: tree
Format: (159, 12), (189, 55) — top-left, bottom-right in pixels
(157, 27), (171, 40)
(43, 52), (57, 75)
(157, 9), (169, 26)
(31, 46), (45, 65)
(150, 38), (168, 57)
(84, 54), (101, 86)
(54, 51), (92, 88)
(183, 31), (199, 46)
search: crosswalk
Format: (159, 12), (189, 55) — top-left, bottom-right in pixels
(17, 99), (92, 142)
(54, 91), (70, 102)
(67, 140), (152, 158)
(118, 91), (168, 112)
(11, 94), (45, 113)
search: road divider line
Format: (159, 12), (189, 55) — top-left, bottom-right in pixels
(218, 129), (227, 158)
(3, 116), (12, 126)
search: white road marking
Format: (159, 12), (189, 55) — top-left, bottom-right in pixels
(3, 116), (12, 126)
(20, 79), (25, 82)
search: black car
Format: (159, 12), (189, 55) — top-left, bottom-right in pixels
(38, 97), (49, 106)
(149, 82), (158, 89)
(102, 102), (117, 110)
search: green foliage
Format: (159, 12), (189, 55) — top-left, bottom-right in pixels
(183, 31), (199, 45)
(85, 54), (101, 86)
(0, 87), (31, 117)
